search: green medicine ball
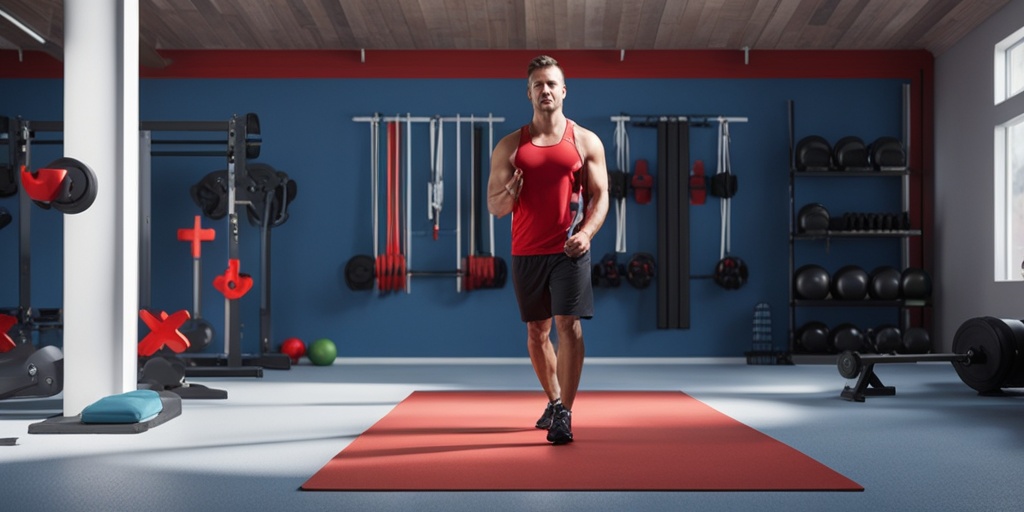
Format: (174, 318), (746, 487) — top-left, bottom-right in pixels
(307, 338), (337, 366)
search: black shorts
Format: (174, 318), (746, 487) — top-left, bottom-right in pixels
(511, 252), (594, 322)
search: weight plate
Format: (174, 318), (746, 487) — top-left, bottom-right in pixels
(837, 351), (861, 379)
(48, 157), (98, 214)
(951, 317), (1014, 393)
(996, 318), (1024, 388)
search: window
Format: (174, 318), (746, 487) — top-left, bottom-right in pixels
(995, 25), (1024, 104)
(1010, 40), (1024, 98)
(996, 115), (1024, 281)
(995, 26), (1024, 281)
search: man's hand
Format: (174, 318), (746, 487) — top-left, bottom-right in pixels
(505, 169), (523, 200)
(564, 229), (591, 258)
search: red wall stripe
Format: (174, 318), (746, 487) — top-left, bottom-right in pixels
(0, 48), (932, 80)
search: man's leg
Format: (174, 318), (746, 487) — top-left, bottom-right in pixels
(527, 318), (560, 402)
(553, 315), (584, 411)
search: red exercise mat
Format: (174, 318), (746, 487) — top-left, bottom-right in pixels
(301, 390), (862, 491)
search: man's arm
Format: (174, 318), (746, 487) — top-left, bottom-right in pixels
(487, 132), (522, 219)
(565, 127), (609, 256)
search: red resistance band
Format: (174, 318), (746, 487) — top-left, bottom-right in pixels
(377, 122), (406, 293)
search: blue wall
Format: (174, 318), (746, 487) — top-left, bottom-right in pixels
(0, 76), (907, 357)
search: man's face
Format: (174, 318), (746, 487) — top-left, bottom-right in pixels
(527, 66), (566, 112)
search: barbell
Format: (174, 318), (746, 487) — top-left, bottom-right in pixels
(837, 316), (1024, 401)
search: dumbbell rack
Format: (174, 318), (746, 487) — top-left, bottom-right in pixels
(786, 92), (928, 364)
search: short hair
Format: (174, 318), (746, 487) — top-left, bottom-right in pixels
(527, 55), (563, 80)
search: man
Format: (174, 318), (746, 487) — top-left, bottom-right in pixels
(487, 55), (609, 445)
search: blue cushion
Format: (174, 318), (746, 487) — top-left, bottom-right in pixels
(81, 390), (164, 424)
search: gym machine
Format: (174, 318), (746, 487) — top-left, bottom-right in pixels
(3, 114), (285, 385)
(0, 117), (74, 401)
(1, 117), (71, 346)
(836, 316), (1024, 401)
(140, 113), (291, 378)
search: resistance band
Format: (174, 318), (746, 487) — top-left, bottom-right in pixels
(718, 119), (732, 259)
(613, 118), (629, 254)
(378, 121), (405, 293)
(428, 117), (444, 240)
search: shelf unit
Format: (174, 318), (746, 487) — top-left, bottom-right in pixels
(786, 92), (928, 362)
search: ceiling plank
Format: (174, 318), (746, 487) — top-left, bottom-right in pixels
(754, 0), (803, 49)
(775, 0), (824, 49)
(630, 0), (668, 49)
(582, 0), (607, 49)
(833, 0), (902, 49)
(708, 0), (761, 49)
(738, 0), (783, 49)
(466, 0), (493, 48)
(916, 0), (1010, 55)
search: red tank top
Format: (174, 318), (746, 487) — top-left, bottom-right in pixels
(510, 119), (584, 256)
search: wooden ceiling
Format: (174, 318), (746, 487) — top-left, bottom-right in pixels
(0, 0), (1012, 68)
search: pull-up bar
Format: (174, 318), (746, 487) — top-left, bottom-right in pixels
(611, 115), (748, 126)
(353, 114), (506, 124)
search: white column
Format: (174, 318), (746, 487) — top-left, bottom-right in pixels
(62, 0), (139, 416)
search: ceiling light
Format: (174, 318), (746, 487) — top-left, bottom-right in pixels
(0, 8), (46, 45)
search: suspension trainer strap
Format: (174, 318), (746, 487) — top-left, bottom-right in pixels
(613, 118), (629, 254)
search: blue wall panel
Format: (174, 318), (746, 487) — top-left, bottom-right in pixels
(0, 76), (907, 357)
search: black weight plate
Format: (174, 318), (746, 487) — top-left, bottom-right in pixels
(180, 318), (215, 353)
(345, 254), (376, 291)
(49, 158), (98, 214)
(952, 317), (1014, 393)
(996, 319), (1024, 388)
(837, 350), (861, 379)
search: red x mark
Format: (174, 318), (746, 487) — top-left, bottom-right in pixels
(0, 314), (16, 353)
(138, 309), (191, 356)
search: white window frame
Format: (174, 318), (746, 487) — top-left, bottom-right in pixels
(994, 25), (1024, 281)
(995, 114), (1024, 281)
(995, 25), (1024, 104)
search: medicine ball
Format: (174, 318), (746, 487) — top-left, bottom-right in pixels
(868, 136), (907, 170)
(797, 203), (830, 234)
(868, 266), (901, 300)
(900, 327), (931, 354)
(869, 325), (902, 354)
(798, 321), (830, 353)
(794, 264), (830, 300)
(900, 268), (932, 300)
(833, 136), (871, 171)
(794, 135), (832, 171)
(713, 256), (748, 290)
(830, 323), (865, 353)
(831, 265), (869, 300)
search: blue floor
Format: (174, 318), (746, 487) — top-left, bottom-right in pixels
(1, 358), (1022, 511)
